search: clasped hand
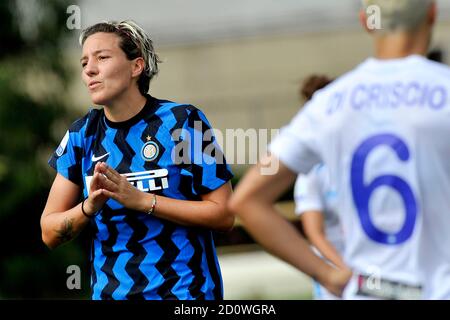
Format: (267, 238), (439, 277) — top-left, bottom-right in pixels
(83, 162), (144, 214)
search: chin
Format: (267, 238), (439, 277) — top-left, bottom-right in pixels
(89, 91), (111, 106)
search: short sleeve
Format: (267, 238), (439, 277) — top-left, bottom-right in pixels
(268, 96), (326, 174)
(48, 118), (86, 186)
(176, 108), (233, 196)
(293, 167), (324, 216)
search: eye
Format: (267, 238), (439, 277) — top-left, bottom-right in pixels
(81, 62), (87, 68)
(98, 56), (110, 61)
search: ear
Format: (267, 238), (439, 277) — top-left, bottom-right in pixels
(359, 9), (373, 34)
(428, 1), (437, 26)
(131, 57), (145, 78)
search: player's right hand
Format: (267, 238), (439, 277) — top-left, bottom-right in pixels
(83, 162), (110, 215)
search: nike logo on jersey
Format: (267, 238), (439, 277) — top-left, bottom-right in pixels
(91, 152), (110, 162)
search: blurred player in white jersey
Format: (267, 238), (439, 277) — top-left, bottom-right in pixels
(295, 164), (346, 300)
(230, 0), (450, 299)
(295, 75), (347, 300)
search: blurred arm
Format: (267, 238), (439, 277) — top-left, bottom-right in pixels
(300, 211), (347, 269)
(228, 154), (351, 297)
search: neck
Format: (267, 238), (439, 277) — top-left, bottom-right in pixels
(103, 88), (147, 122)
(374, 28), (430, 60)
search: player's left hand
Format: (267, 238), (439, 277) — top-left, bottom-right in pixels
(95, 162), (147, 211)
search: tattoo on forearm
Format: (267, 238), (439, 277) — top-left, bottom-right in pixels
(55, 218), (74, 243)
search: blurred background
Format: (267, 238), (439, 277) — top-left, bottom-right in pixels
(1, 0), (450, 299)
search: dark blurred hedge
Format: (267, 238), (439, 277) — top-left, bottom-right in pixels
(0, 0), (89, 299)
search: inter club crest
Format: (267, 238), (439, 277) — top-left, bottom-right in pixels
(141, 136), (159, 162)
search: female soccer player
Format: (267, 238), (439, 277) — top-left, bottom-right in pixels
(41, 20), (234, 300)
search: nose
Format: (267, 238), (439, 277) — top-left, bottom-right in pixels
(84, 59), (98, 77)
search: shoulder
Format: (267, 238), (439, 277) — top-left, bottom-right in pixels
(298, 69), (357, 117)
(153, 97), (209, 131)
(67, 108), (103, 137)
(314, 68), (362, 100)
(155, 97), (202, 119)
(297, 62), (378, 121)
(419, 59), (450, 79)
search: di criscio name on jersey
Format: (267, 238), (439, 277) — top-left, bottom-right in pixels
(173, 303), (276, 318)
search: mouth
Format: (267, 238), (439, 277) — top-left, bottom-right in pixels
(88, 81), (102, 90)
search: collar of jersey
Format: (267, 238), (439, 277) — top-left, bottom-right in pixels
(102, 94), (157, 129)
(362, 54), (426, 70)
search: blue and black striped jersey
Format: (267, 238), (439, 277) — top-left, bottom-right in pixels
(49, 95), (233, 300)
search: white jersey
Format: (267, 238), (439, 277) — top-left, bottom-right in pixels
(294, 164), (344, 300)
(270, 55), (450, 299)
(294, 164), (344, 255)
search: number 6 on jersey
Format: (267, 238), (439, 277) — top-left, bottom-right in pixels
(351, 133), (418, 245)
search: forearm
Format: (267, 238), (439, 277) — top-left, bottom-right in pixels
(41, 202), (91, 249)
(308, 234), (347, 270)
(137, 192), (234, 232)
(237, 199), (335, 285)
